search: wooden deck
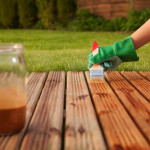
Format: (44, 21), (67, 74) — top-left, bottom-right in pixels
(0, 71), (150, 150)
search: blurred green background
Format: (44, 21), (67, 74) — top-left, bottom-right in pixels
(0, 0), (149, 72)
(0, 30), (149, 72)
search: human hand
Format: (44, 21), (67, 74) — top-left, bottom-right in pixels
(88, 36), (139, 70)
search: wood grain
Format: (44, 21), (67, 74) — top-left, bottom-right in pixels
(20, 71), (65, 150)
(85, 71), (149, 150)
(121, 71), (150, 101)
(1, 71), (150, 149)
(139, 71), (150, 81)
(65, 72), (106, 150)
(0, 72), (47, 150)
(105, 71), (150, 142)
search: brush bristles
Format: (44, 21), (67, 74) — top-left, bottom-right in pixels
(90, 69), (104, 77)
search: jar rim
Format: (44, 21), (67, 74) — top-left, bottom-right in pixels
(0, 44), (24, 53)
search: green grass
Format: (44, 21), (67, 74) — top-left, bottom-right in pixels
(0, 30), (149, 72)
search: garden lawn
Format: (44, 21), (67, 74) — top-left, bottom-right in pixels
(0, 30), (149, 72)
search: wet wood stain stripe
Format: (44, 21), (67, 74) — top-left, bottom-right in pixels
(121, 71), (150, 101)
(105, 71), (150, 142)
(85, 71), (150, 150)
(139, 71), (150, 81)
(0, 73), (47, 150)
(20, 71), (65, 150)
(65, 72), (106, 150)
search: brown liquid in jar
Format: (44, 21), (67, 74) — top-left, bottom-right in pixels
(0, 87), (26, 134)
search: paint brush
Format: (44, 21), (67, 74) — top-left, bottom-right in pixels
(90, 41), (104, 78)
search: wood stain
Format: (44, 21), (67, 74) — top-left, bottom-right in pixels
(0, 87), (26, 135)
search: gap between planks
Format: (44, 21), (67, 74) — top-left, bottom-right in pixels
(0, 72), (47, 150)
(65, 71), (106, 150)
(139, 71), (150, 81)
(104, 71), (150, 143)
(85, 71), (150, 150)
(1, 71), (150, 150)
(121, 71), (150, 101)
(20, 71), (65, 150)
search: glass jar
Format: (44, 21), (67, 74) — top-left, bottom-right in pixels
(0, 44), (27, 135)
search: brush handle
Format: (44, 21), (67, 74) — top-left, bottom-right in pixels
(92, 41), (111, 69)
(90, 41), (104, 71)
(92, 41), (99, 56)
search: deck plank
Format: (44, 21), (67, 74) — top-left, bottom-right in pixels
(0, 73), (47, 150)
(105, 71), (150, 142)
(139, 71), (150, 81)
(65, 72), (106, 150)
(85, 71), (149, 150)
(20, 71), (65, 150)
(121, 71), (150, 101)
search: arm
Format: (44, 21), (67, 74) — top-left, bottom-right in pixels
(131, 19), (150, 50)
(88, 20), (150, 70)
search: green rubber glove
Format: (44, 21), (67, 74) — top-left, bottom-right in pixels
(88, 36), (139, 70)
(87, 52), (112, 70)
(88, 52), (93, 69)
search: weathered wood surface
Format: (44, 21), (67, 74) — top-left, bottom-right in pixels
(85, 71), (150, 150)
(105, 71), (150, 142)
(0, 71), (150, 150)
(139, 71), (150, 81)
(65, 72), (106, 150)
(121, 71), (150, 101)
(0, 72), (47, 150)
(20, 71), (65, 150)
